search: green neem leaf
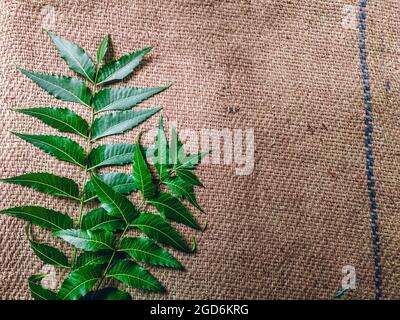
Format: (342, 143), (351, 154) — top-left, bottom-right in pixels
(58, 264), (103, 300)
(96, 46), (153, 85)
(94, 86), (170, 113)
(91, 174), (138, 224)
(133, 143), (156, 200)
(82, 287), (132, 300)
(15, 107), (89, 138)
(18, 68), (91, 106)
(28, 275), (59, 300)
(54, 229), (115, 252)
(76, 251), (112, 269)
(131, 212), (189, 252)
(0, 206), (72, 231)
(26, 224), (70, 268)
(84, 172), (137, 202)
(154, 115), (171, 180)
(91, 107), (161, 141)
(12, 133), (85, 167)
(119, 237), (182, 269)
(48, 31), (96, 82)
(175, 169), (204, 187)
(88, 144), (136, 170)
(107, 259), (164, 292)
(164, 177), (204, 213)
(191, 236), (197, 253)
(0, 172), (80, 200)
(81, 207), (125, 232)
(29, 240), (70, 268)
(148, 192), (200, 230)
(96, 35), (109, 65)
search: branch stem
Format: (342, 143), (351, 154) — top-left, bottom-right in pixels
(70, 72), (98, 269)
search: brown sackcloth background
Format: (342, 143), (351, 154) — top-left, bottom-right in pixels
(0, 0), (399, 299)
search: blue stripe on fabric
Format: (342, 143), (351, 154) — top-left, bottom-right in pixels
(358, 0), (383, 300)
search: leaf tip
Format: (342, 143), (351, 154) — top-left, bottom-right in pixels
(191, 236), (197, 253)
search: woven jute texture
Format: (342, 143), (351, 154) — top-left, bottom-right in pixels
(0, 0), (398, 299)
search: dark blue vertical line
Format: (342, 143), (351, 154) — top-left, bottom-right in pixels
(358, 0), (383, 300)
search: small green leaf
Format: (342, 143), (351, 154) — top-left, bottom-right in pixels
(82, 287), (132, 300)
(148, 192), (200, 230)
(54, 229), (115, 252)
(154, 115), (170, 180)
(15, 107), (89, 138)
(175, 169), (204, 187)
(91, 174), (138, 224)
(174, 151), (209, 170)
(0, 206), (72, 230)
(84, 172), (137, 202)
(91, 107), (161, 141)
(131, 212), (189, 252)
(48, 31), (96, 82)
(88, 144), (136, 170)
(164, 177), (204, 213)
(76, 251), (112, 269)
(94, 86), (170, 113)
(29, 240), (70, 268)
(107, 259), (164, 292)
(18, 68), (91, 106)
(191, 236), (197, 253)
(81, 207), (125, 232)
(28, 275), (59, 300)
(12, 133), (85, 167)
(119, 237), (182, 269)
(0, 172), (80, 200)
(58, 264), (103, 300)
(26, 224), (70, 268)
(97, 46), (153, 85)
(96, 34), (109, 65)
(133, 142), (156, 200)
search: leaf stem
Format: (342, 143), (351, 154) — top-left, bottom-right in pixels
(92, 201), (146, 294)
(93, 224), (129, 294)
(70, 71), (98, 269)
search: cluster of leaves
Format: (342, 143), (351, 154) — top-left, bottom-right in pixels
(0, 32), (207, 300)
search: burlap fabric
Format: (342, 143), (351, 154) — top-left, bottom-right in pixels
(0, 0), (399, 299)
